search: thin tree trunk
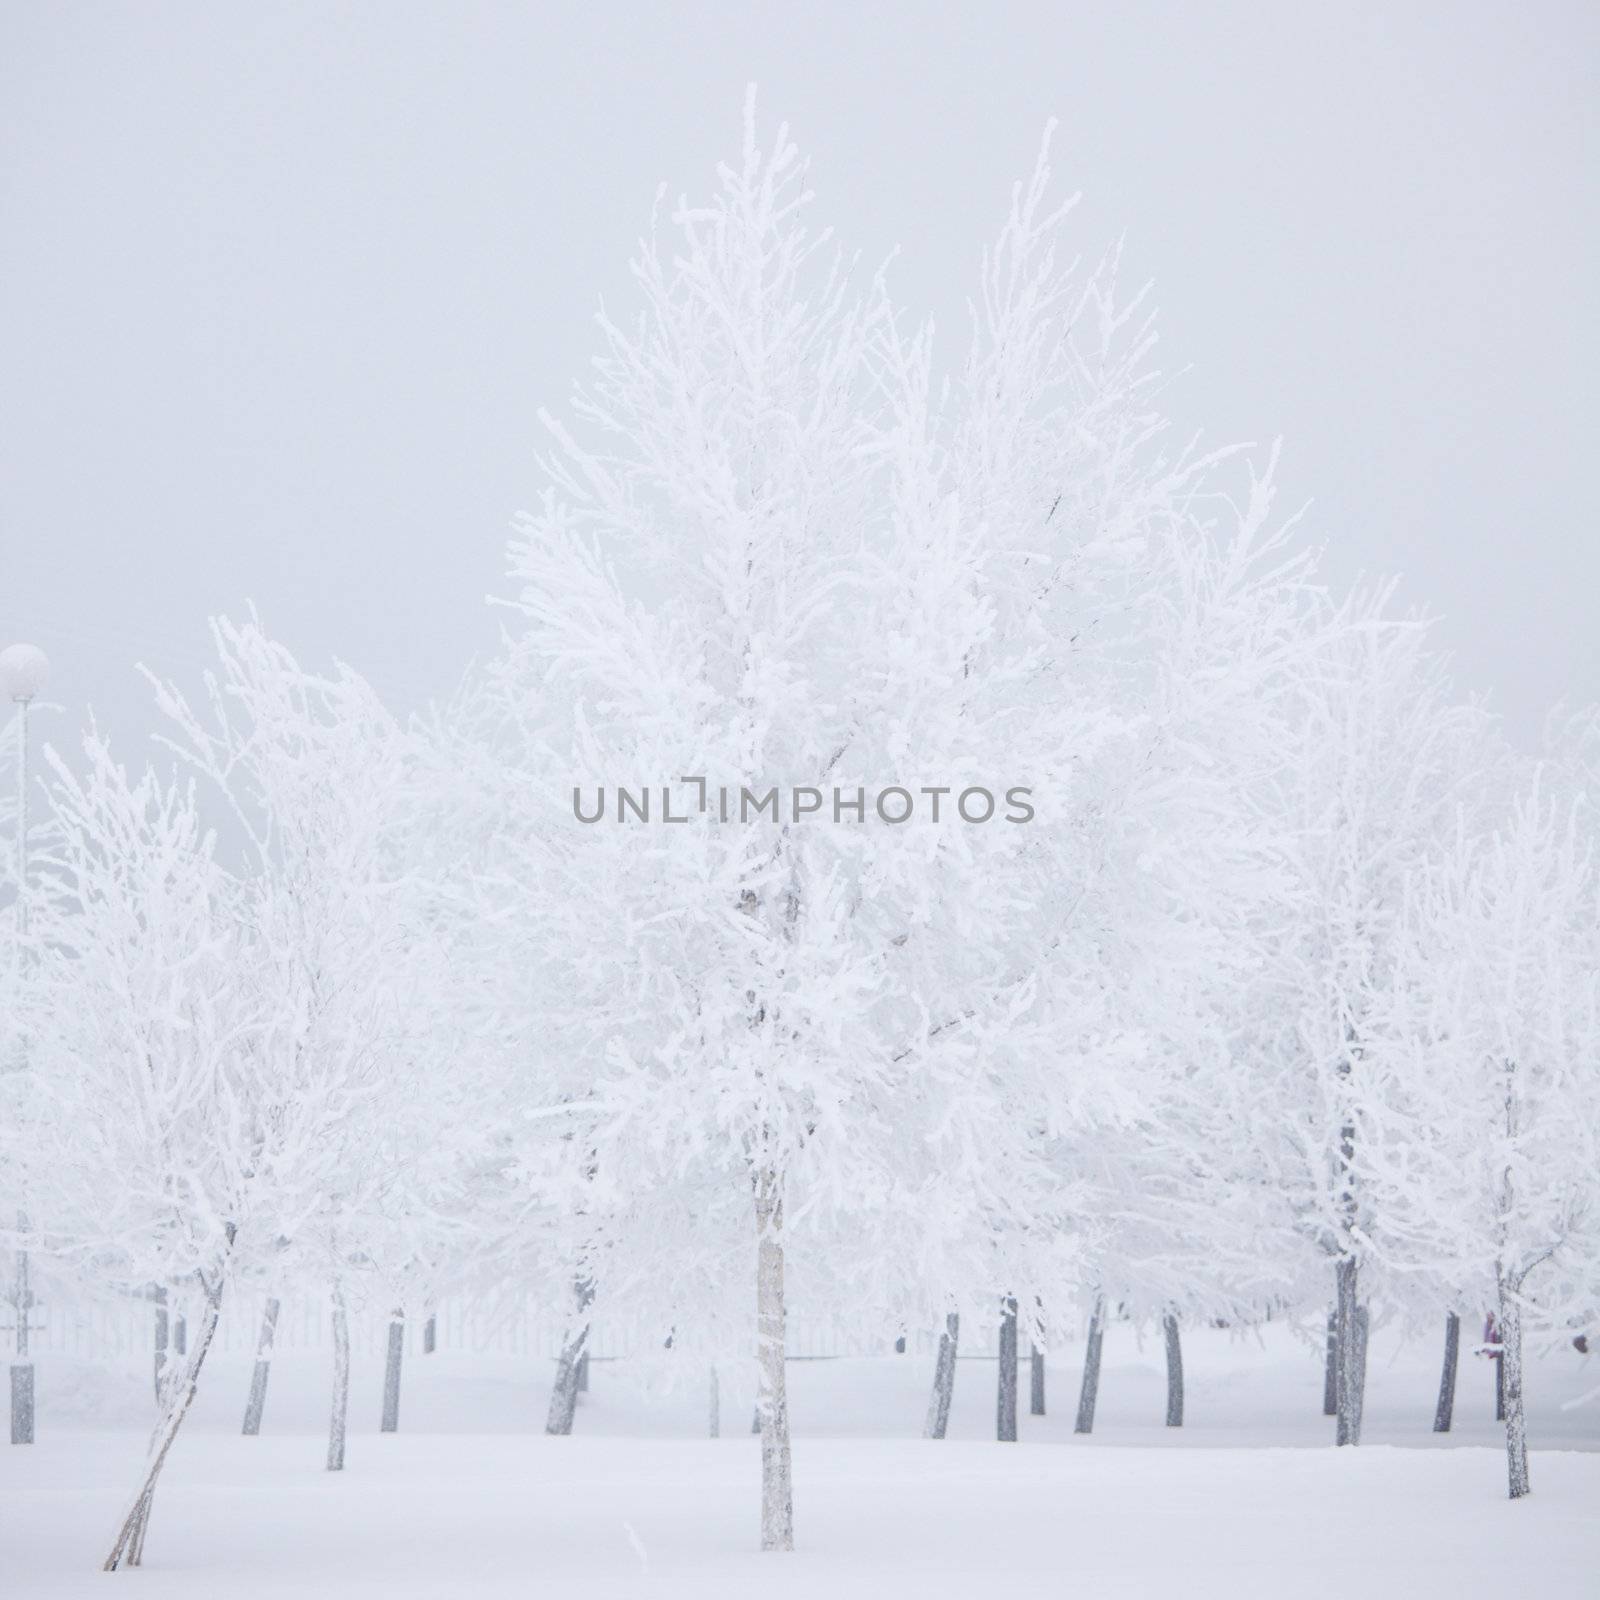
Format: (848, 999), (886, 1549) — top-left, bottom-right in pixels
(380, 1310), (404, 1433)
(545, 1326), (588, 1435)
(750, 1405), (761, 1435)
(997, 1296), (1018, 1441)
(754, 1168), (794, 1552)
(151, 1285), (169, 1406)
(11, 1215), (35, 1443)
(545, 1278), (592, 1436)
(1497, 1277), (1529, 1498)
(1323, 1308), (1338, 1416)
(1334, 1256), (1367, 1446)
(1432, 1311), (1459, 1433)
(124, 1489), (154, 1567)
(1333, 1032), (1366, 1445)
(923, 1312), (959, 1439)
(1164, 1314), (1184, 1427)
(326, 1285), (350, 1472)
(104, 1282), (224, 1569)
(1030, 1341), (1046, 1416)
(423, 1312), (437, 1354)
(1074, 1296), (1105, 1434)
(1492, 1313), (1506, 1421)
(241, 1296), (281, 1435)
(708, 1365), (720, 1438)
(173, 1313), (187, 1356)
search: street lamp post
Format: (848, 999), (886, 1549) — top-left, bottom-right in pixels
(1, 642), (48, 1446)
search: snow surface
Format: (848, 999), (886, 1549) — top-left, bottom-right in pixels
(6, 1325), (1597, 1597)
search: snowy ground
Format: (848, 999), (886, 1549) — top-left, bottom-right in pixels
(7, 1324), (1598, 1597)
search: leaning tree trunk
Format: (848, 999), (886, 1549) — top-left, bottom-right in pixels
(1497, 1276), (1529, 1499)
(545, 1325), (589, 1435)
(1164, 1313), (1184, 1427)
(576, 1350), (590, 1393)
(380, 1310), (405, 1433)
(1334, 1255), (1367, 1446)
(241, 1297), (281, 1436)
(1432, 1311), (1460, 1434)
(997, 1296), (1018, 1441)
(923, 1311), (959, 1439)
(327, 1285), (350, 1472)
(104, 1277), (225, 1570)
(1323, 1308), (1338, 1416)
(545, 1278), (593, 1436)
(754, 1168), (794, 1552)
(1030, 1340), (1046, 1416)
(1074, 1296), (1105, 1435)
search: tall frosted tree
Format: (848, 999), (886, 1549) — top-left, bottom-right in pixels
(1246, 607), (1496, 1446)
(1368, 780), (1599, 1497)
(493, 102), (1185, 1547)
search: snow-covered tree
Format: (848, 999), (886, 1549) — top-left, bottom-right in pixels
(1244, 604), (1497, 1445)
(19, 736), (264, 1567)
(148, 616), (480, 1469)
(492, 103), (1163, 1547)
(1368, 778), (1599, 1496)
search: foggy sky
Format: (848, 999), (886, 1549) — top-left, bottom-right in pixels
(2, 1), (1595, 762)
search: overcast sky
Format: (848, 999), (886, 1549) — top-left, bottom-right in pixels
(2, 1), (1595, 761)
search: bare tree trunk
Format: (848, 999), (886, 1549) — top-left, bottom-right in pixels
(1493, 1314), (1506, 1421)
(326, 1285), (350, 1472)
(1334, 1256), (1367, 1446)
(545, 1327), (588, 1435)
(8, 1216), (33, 1444)
(545, 1279), (592, 1436)
(124, 1489), (154, 1567)
(1323, 1308), (1338, 1416)
(997, 1297), (1018, 1441)
(241, 1297), (281, 1435)
(1432, 1311), (1459, 1434)
(174, 1312), (187, 1356)
(750, 1405), (761, 1435)
(104, 1281), (225, 1569)
(1333, 1033), (1367, 1445)
(923, 1312), (959, 1439)
(754, 1168), (793, 1552)
(151, 1285), (169, 1406)
(380, 1310), (404, 1433)
(708, 1365), (720, 1438)
(1497, 1277), (1529, 1499)
(423, 1312), (437, 1355)
(1163, 1313), (1184, 1427)
(1030, 1341), (1045, 1416)
(1074, 1296), (1105, 1435)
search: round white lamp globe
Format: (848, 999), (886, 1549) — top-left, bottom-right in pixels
(0, 642), (50, 703)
